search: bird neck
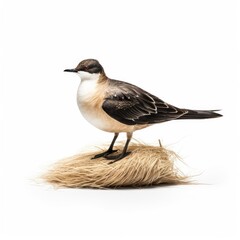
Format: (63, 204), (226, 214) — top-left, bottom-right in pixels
(77, 72), (108, 102)
(98, 71), (108, 83)
(78, 71), (107, 84)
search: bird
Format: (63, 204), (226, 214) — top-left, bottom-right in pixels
(64, 59), (222, 162)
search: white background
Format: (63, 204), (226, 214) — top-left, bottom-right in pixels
(1, 0), (239, 239)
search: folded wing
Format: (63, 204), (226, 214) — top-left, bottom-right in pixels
(102, 80), (187, 125)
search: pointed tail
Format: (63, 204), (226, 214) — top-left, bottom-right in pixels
(177, 109), (222, 120)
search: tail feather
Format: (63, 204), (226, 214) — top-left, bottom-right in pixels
(177, 109), (222, 120)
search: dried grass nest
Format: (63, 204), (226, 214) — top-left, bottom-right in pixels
(43, 142), (189, 189)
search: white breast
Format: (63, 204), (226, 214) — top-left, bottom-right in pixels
(76, 72), (113, 132)
(76, 72), (144, 133)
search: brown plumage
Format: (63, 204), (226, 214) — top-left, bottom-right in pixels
(64, 59), (222, 162)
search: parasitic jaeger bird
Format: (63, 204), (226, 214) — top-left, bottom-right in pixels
(64, 59), (222, 162)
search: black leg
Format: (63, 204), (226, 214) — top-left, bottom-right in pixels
(91, 133), (119, 159)
(105, 132), (132, 163)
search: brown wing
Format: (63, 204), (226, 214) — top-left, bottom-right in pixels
(102, 80), (187, 125)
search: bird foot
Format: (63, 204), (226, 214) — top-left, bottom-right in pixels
(106, 152), (131, 164)
(91, 149), (118, 159)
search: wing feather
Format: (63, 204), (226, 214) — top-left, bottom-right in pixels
(102, 80), (187, 125)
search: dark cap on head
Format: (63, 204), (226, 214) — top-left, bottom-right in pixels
(64, 59), (104, 74)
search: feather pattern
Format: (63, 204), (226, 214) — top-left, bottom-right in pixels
(102, 80), (187, 125)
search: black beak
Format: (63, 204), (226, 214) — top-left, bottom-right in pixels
(64, 69), (77, 73)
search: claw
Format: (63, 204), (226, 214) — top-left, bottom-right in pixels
(91, 149), (118, 159)
(106, 152), (131, 164)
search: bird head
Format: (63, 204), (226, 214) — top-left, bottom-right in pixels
(64, 59), (105, 80)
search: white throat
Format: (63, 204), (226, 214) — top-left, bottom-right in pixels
(77, 71), (100, 81)
(77, 72), (100, 102)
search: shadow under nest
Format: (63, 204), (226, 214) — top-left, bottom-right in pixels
(43, 143), (189, 189)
